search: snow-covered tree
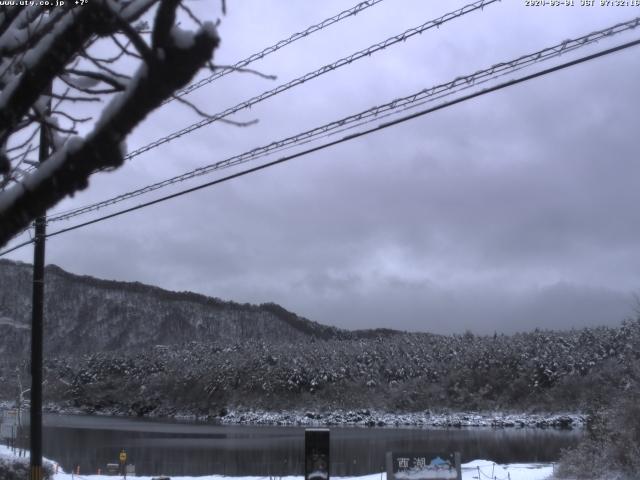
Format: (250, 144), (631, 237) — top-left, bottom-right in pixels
(0, 1), (221, 247)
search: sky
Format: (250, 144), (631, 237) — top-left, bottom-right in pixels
(3, 0), (640, 334)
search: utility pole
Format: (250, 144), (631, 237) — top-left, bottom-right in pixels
(30, 90), (50, 480)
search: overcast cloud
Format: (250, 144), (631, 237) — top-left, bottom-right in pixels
(5, 0), (640, 334)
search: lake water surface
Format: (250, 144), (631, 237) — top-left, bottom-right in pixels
(42, 414), (582, 476)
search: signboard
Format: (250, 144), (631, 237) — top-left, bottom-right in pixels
(0, 423), (15, 439)
(1, 409), (18, 422)
(0, 409), (29, 439)
(305, 428), (330, 480)
(1, 409), (29, 425)
(386, 452), (462, 480)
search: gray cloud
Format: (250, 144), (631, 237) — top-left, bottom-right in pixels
(5, 0), (640, 333)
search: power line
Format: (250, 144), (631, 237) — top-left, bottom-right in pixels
(6, 0), (388, 183)
(168, 0), (387, 101)
(123, 0), (501, 160)
(45, 0), (503, 219)
(2, 36), (637, 258)
(0, 237), (33, 256)
(45, 16), (640, 224)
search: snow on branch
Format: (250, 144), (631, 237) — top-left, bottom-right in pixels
(0, 0), (221, 247)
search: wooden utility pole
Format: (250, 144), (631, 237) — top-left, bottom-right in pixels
(30, 92), (50, 480)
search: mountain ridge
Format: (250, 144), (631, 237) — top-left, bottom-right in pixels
(0, 259), (406, 358)
(0, 259), (346, 355)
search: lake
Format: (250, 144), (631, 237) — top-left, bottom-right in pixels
(41, 414), (582, 476)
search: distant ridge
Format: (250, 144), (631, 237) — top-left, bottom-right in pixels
(0, 259), (402, 357)
(0, 259), (336, 355)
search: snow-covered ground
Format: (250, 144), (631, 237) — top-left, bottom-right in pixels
(2, 444), (555, 480)
(48, 465), (555, 480)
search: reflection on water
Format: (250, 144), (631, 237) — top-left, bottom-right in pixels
(42, 414), (582, 476)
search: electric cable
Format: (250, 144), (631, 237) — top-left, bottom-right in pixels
(168, 0), (388, 101)
(5, 0), (389, 182)
(122, 0), (500, 161)
(45, 17), (640, 224)
(2, 35), (637, 257)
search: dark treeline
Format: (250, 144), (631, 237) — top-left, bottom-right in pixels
(2, 318), (638, 417)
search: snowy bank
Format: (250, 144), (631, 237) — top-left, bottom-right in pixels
(2, 444), (555, 480)
(0, 444), (58, 479)
(49, 460), (556, 480)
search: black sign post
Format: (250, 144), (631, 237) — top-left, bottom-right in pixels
(305, 428), (330, 480)
(386, 451), (462, 480)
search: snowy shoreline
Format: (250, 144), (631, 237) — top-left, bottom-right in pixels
(214, 409), (586, 429)
(28, 401), (586, 429)
(1, 444), (557, 480)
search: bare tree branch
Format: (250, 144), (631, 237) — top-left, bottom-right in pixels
(0, 8), (64, 59)
(153, 0), (181, 49)
(0, 1), (158, 145)
(0, 7), (101, 143)
(0, 7), (22, 40)
(80, 47), (132, 80)
(0, 4), (220, 245)
(110, 34), (143, 60)
(179, 3), (204, 27)
(212, 63), (277, 81)
(112, 15), (154, 62)
(5, 126), (39, 154)
(65, 68), (128, 90)
(51, 110), (92, 124)
(58, 73), (125, 95)
(172, 94), (259, 126)
(49, 92), (103, 103)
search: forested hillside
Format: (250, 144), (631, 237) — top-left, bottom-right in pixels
(1, 259), (638, 417)
(3, 320), (637, 417)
